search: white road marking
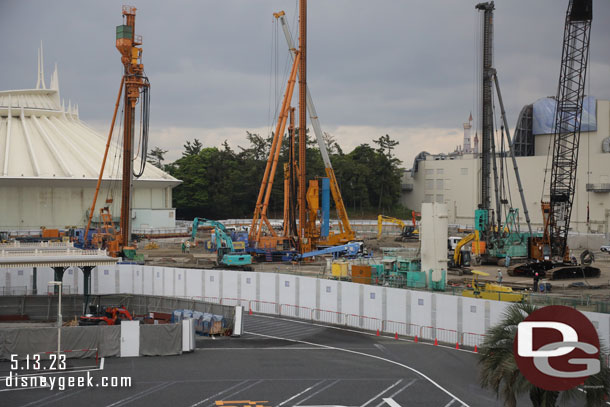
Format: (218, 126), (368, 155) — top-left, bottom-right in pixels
(443, 399), (456, 407)
(360, 379), (403, 407)
(374, 380), (416, 407)
(197, 347), (334, 351)
(36, 388), (87, 406)
(205, 379), (264, 407)
(105, 381), (174, 407)
(295, 380), (341, 406)
(245, 331), (471, 407)
(248, 314), (477, 354)
(277, 380), (326, 406)
(381, 398), (402, 407)
(188, 380), (250, 407)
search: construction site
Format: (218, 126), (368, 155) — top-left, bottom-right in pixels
(1, 1), (610, 406)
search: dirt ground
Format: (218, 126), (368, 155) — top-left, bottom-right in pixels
(137, 235), (610, 300)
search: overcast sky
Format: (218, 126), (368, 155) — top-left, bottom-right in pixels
(1, 0), (609, 168)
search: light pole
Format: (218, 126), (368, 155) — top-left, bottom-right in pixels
(48, 281), (62, 359)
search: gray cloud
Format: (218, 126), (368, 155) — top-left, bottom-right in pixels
(1, 0), (609, 164)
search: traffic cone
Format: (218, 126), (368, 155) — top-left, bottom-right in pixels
(414, 335), (418, 343)
(376, 329), (380, 336)
(455, 342), (460, 350)
(434, 338), (438, 346)
(395, 332), (399, 340)
(474, 345), (478, 353)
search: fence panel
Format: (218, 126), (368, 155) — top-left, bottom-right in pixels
(312, 309), (344, 325)
(280, 304), (312, 320)
(461, 332), (486, 348)
(249, 300), (279, 315)
(345, 314), (382, 331)
(384, 320), (419, 337)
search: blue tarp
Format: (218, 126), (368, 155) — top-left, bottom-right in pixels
(532, 96), (597, 135)
(171, 309), (227, 335)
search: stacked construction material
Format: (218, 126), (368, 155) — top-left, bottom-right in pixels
(171, 309), (227, 335)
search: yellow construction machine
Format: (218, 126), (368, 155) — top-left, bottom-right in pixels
(462, 270), (524, 303)
(377, 214), (419, 241)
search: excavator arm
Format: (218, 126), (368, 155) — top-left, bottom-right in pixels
(454, 233), (475, 266)
(377, 215), (406, 239)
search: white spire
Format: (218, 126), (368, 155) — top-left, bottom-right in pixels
(50, 63), (59, 90)
(36, 41), (47, 90)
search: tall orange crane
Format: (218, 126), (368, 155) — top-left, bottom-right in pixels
(85, 5), (149, 256)
(274, 11), (355, 247)
(250, 2), (355, 257)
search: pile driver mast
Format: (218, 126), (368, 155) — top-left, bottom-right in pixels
(84, 5), (149, 256)
(472, 2), (532, 264)
(274, 11), (355, 247)
(298, 0), (307, 252)
(116, 5), (149, 247)
(250, 1), (355, 258)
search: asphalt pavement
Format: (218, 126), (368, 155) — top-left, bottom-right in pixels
(0, 313), (592, 407)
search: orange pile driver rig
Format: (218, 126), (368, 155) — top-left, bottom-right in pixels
(84, 5), (150, 257)
(248, 1), (355, 261)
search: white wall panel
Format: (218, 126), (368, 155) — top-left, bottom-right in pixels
(221, 270), (238, 300)
(175, 268), (185, 298)
(341, 282), (360, 316)
(279, 274), (296, 305)
(163, 267), (174, 297)
(240, 273), (256, 302)
(410, 292), (432, 328)
(435, 294), (458, 332)
(132, 265), (143, 295)
(205, 270), (220, 300)
(489, 300), (511, 327)
(142, 266), (154, 295)
(298, 276), (317, 310)
(97, 266), (115, 294)
(36, 267), (54, 293)
(386, 287), (407, 323)
(119, 265), (133, 294)
(320, 280), (338, 312)
(153, 267), (163, 296)
(461, 297), (485, 335)
(185, 269), (203, 299)
(362, 285), (383, 320)
(259, 273), (276, 303)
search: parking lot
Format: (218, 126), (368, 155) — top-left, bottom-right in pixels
(0, 314), (592, 406)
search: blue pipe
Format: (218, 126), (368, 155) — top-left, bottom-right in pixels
(321, 177), (330, 237)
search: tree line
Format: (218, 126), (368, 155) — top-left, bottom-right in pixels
(148, 132), (410, 220)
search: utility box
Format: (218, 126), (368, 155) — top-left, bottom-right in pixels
(331, 262), (349, 280)
(232, 306), (243, 337)
(182, 318), (196, 352)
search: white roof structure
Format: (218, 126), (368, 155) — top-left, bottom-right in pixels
(0, 51), (178, 186)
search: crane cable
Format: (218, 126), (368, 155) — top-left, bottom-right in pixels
(133, 75), (150, 178)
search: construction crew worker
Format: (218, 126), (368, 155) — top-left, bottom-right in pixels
(496, 269), (503, 284)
